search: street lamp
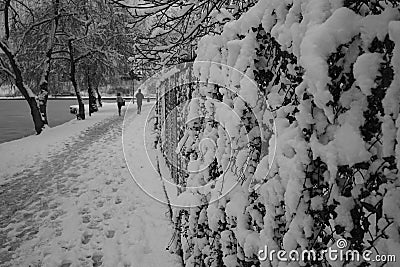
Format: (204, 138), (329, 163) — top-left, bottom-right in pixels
(128, 70), (142, 100)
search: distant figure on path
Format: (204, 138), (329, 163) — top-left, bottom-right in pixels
(116, 93), (125, 116)
(135, 89), (144, 114)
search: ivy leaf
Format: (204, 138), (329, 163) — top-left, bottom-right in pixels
(335, 225), (345, 235)
(353, 161), (370, 170)
(361, 202), (375, 213)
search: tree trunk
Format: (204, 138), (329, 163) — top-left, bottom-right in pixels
(68, 39), (85, 120)
(92, 68), (102, 107)
(38, 0), (60, 125)
(27, 97), (46, 134)
(0, 43), (44, 133)
(95, 86), (102, 107)
(72, 75), (85, 120)
(0, 0), (44, 134)
(87, 68), (98, 116)
(77, 93), (85, 120)
(37, 90), (49, 124)
(17, 80), (44, 134)
(72, 77), (85, 120)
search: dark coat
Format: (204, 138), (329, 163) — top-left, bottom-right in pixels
(136, 92), (144, 105)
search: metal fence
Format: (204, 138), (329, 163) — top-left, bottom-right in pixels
(156, 62), (194, 194)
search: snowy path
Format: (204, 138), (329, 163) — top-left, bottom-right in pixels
(0, 103), (178, 267)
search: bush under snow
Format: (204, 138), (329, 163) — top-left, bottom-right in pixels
(161, 1), (400, 266)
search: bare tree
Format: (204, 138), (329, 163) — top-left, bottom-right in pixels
(0, 0), (55, 134)
(49, 0), (136, 119)
(37, 0), (60, 125)
(0, 0), (158, 131)
(111, 0), (256, 70)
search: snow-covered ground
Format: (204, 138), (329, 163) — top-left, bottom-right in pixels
(0, 102), (180, 267)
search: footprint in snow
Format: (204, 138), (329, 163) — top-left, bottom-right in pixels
(50, 209), (65, 221)
(105, 229), (115, 238)
(60, 259), (72, 267)
(96, 201), (104, 208)
(48, 202), (59, 209)
(70, 187), (79, 194)
(92, 252), (103, 267)
(115, 197), (122, 205)
(78, 206), (90, 215)
(88, 220), (101, 230)
(38, 210), (50, 218)
(82, 215), (91, 224)
(102, 211), (112, 220)
(81, 231), (93, 245)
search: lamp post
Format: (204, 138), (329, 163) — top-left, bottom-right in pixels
(129, 70), (142, 101)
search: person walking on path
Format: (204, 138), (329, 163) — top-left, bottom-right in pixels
(135, 89), (144, 114)
(116, 93), (125, 116)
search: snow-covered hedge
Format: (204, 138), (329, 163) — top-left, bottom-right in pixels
(167, 1), (400, 266)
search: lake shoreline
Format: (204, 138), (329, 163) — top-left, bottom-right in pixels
(0, 98), (154, 144)
(0, 99), (104, 144)
(0, 95), (154, 101)
(0, 96), (133, 101)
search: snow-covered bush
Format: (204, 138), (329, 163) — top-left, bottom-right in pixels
(164, 1), (400, 266)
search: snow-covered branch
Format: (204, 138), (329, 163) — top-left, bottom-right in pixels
(112, 0), (256, 68)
